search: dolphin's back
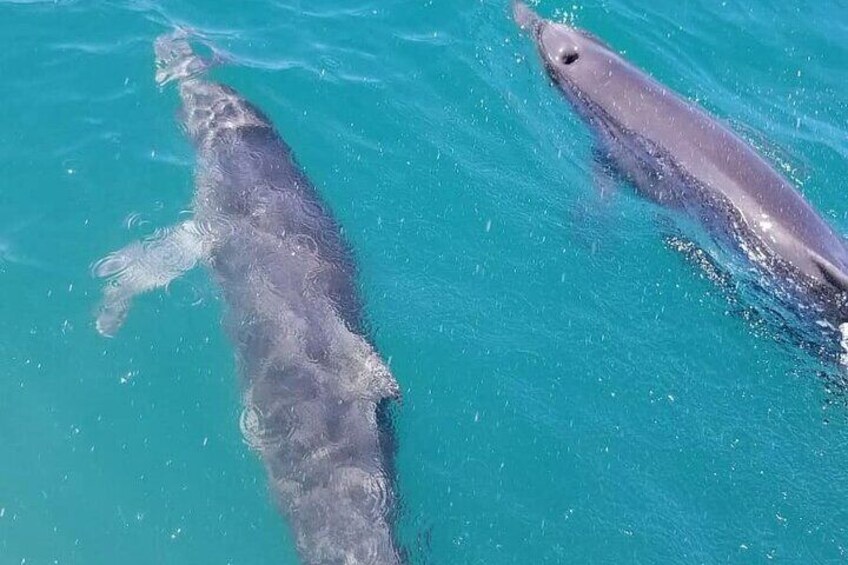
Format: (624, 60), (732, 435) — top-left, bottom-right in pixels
(572, 45), (848, 294)
(177, 75), (366, 330)
(158, 35), (401, 564)
(213, 220), (400, 564)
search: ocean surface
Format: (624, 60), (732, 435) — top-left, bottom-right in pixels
(2, 0), (848, 563)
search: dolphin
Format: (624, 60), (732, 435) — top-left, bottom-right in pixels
(513, 2), (848, 328)
(94, 33), (403, 564)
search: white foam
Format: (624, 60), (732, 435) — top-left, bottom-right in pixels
(839, 322), (848, 366)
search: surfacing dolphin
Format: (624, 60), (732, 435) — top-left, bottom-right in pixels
(94, 33), (403, 565)
(514, 3), (848, 338)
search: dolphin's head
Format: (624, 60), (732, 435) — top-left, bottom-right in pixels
(513, 2), (615, 102)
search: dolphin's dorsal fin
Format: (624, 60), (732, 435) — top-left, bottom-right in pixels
(362, 348), (401, 401)
(336, 325), (401, 402)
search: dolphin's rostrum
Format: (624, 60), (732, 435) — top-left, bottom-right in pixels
(94, 32), (403, 564)
(514, 2), (848, 330)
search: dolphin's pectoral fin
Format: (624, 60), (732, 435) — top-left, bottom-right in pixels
(93, 220), (211, 337)
(565, 147), (622, 255)
(590, 146), (621, 201)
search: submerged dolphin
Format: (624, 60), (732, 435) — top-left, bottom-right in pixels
(94, 33), (403, 564)
(514, 3), (848, 328)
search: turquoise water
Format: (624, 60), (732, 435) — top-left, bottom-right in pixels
(2, 0), (848, 563)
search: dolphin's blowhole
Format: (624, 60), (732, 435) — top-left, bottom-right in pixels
(561, 51), (579, 65)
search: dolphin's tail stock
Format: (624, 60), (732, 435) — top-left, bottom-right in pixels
(154, 30), (220, 86)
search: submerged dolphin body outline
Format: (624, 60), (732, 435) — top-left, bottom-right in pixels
(514, 2), (848, 334)
(94, 32), (403, 564)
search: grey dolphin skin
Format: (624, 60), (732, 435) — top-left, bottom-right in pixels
(513, 2), (848, 327)
(94, 33), (403, 565)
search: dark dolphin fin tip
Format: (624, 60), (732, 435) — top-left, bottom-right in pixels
(513, 1), (542, 34)
(813, 255), (848, 294)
